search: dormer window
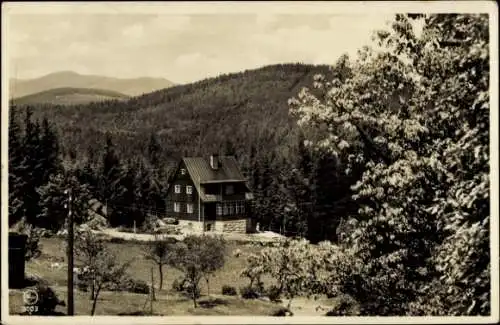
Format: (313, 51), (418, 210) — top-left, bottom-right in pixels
(180, 168), (186, 175)
(225, 184), (234, 195)
(210, 154), (219, 170)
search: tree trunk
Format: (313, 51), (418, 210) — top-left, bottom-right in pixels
(91, 286), (102, 316)
(158, 264), (163, 291)
(192, 283), (198, 308)
(206, 277), (210, 296)
(89, 279), (95, 300)
(287, 297), (293, 311)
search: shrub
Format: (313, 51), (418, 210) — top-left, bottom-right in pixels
(109, 237), (126, 244)
(270, 307), (293, 316)
(184, 282), (201, 299)
(222, 285), (237, 296)
(325, 295), (359, 316)
(266, 285), (282, 302)
(172, 278), (186, 292)
(240, 285), (259, 299)
(108, 276), (150, 294)
(127, 279), (150, 294)
(30, 284), (66, 315)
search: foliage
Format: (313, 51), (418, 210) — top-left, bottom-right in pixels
(8, 106), (62, 228)
(171, 277), (186, 292)
(324, 295), (359, 316)
(270, 307), (293, 316)
(74, 229), (132, 315)
(29, 284), (66, 315)
(240, 285), (260, 300)
(166, 235), (227, 307)
(241, 239), (323, 310)
(290, 13), (490, 315)
(143, 234), (174, 290)
(266, 285), (282, 302)
(11, 219), (43, 261)
(221, 285), (237, 296)
(37, 173), (91, 231)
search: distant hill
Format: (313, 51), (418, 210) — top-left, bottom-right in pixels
(9, 71), (176, 98)
(13, 63), (346, 167)
(12, 87), (129, 105)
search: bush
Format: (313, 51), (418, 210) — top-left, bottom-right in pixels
(266, 285), (282, 302)
(270, 307), (293, 316)
(109, 237), (126, 244)
(29, 284), (66, 315)
(112, 277), (150, 294)
(240, 285), (259, 299)
(172, 278), (186, 292)
(222, 285), (237, 296)
(325, 295), (359, 316)
(126, 279), (150, 294)
(184, 282), (201, 299)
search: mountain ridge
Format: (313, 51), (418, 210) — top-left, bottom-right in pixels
(12, 87), (130, 105)
(9, 71), (176, 98)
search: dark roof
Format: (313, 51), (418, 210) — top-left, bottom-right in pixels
(182, 156), (246, 183)
(180, 156), (251, 202)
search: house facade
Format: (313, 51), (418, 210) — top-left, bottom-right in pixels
(165, 155), (254, 233)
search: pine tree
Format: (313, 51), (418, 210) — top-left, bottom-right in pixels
(21, 107), (43, 225)
(39, 117), (61, 184)
(8, 105), (26, 226)
(147, 132), (161, 167)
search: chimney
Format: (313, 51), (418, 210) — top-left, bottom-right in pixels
(210, 154), (219, 170)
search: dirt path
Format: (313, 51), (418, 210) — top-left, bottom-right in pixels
(96, 228), (285, 243)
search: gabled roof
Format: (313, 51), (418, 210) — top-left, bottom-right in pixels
(177, 156), (251, 202)
(182, 156), (246, 183)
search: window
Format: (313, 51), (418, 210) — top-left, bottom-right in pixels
(225, 185), (234, 195)
(187, 203), (194, 214)
(223, 203), (228, 215)
(180, 168), (186, 175)
(186, 185), (193, 195)
(216, 203), (222, 216)
(174, 202), (180, 212)
(235, 202), (241, 214)
(174, 185), (181, 194)
(241, 203), (245, 214)
(229, 203), (234, 215)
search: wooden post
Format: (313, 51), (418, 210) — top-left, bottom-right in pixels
(65, 188), (74, 315)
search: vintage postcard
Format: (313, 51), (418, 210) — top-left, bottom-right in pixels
(1, 1), (498, 324)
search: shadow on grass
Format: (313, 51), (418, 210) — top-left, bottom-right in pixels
(198, 297), (230, 309)
(117, 311), (164, 316)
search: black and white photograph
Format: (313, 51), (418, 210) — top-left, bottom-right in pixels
(1, 1), (498, 323)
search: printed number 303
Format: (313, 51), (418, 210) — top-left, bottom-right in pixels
(23, 305), (39, 314)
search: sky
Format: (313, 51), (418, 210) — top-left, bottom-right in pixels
(6, 8), (395, 84)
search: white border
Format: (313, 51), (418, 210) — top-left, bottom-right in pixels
(1, 1), (499, 324)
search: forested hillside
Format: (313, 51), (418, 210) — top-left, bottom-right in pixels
(10, 62), (353, 241)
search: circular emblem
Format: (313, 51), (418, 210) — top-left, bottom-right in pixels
(23, 288), (39, 306)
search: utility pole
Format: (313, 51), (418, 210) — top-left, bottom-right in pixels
(65, 188), (74, 315)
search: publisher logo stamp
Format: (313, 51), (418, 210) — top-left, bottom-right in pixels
(22, 288), (39, 313)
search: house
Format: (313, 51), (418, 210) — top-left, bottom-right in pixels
(165, 154), (255, 233)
